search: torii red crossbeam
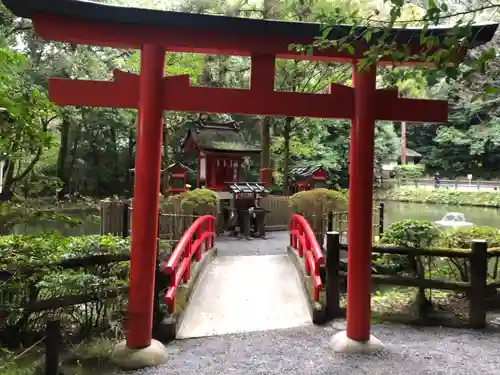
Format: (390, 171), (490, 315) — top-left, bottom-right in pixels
(48, 67), (448, 123)
(5, 0), (496, 356)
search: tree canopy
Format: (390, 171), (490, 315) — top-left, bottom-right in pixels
(0, 0), (499, 201)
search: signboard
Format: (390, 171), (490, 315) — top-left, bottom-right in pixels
(467, 174), (473, 180)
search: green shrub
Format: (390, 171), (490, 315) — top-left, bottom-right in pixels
(165, 188), (218, 214)
(380, 219), (440, 248)
(0, 234), (131, 346)
(394, 164), (425, 180)
(0, 234), (130, 267)
(289, 188), (347, 238)
(289, 188), (347, 214)
(438, 226), (500, 249)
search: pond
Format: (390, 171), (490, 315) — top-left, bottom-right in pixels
(382, 201), (500, 230)
(10, 201), (500, 236)
(12, 208), (101, 236)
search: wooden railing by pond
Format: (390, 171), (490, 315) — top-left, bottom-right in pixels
(322, 232), (500, 328)
(401, 178), (500, 190)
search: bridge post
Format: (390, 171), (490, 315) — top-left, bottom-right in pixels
(330, 64), (385, 354)
(325, 231), (340, 320)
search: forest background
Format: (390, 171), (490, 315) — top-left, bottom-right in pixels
(1, 0), (499, 200)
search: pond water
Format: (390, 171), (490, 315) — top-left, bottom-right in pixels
(382, 201), (500, 230)
(10, 201), (500, 236)
(12, 209), (101, 236)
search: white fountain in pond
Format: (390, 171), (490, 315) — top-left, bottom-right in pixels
(434, 212), (473, 228)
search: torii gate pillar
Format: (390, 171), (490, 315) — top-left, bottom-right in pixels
(330, 64), (385, 352)
(127, 45), (165, 349)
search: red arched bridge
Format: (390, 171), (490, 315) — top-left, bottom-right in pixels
(158, 213), (327, 339)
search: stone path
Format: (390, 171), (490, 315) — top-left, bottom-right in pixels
(118, 322), (500, 375)
(215, 231), (290, 256)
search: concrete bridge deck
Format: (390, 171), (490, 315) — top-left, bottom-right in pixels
(176, 233), (311, 338)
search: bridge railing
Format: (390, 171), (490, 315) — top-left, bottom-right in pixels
(162, 215), (216, 312)
(289, 213), (325, 301)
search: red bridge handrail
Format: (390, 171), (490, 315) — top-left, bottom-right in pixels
(289, 214), (325, 301)
(163, 215), (216, 313)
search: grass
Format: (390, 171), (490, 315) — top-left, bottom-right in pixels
(0, 338), (118, 375)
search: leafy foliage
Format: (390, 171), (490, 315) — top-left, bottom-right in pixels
(385, 187), (500, 207)
(289, 188), (348, 214)
(0, 234), (131, 347)
(439, 226), (500, 249)
(381, 219), (440, 248)
(394, 164), (425, 180)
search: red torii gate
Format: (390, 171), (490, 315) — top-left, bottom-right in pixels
(5, 0), (497, 365)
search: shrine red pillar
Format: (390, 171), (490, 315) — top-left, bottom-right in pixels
(127, 45), (165, 349)
(346, 63), (377, 341)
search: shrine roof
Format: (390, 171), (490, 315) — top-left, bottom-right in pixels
(4, 0), (498, 54)
(181, 122), (262, 154)
(290, 166), (327, 179)
(404, 148), (422, 158)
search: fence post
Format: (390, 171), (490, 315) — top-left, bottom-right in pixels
(45, 318), (61, 375)
(469, 240), (488, 328)
(122, 201), (130, 238)
(378, 202), (384, 237)
(325, 231), (340, 320)
(327, 211), (333, 232)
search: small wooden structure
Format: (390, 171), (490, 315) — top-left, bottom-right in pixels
(289, 166), (329, 193)
(401, 148), (422, 165)
(167, 162), (191, 194)
(222, 182), (269, 239)
(180, 114), (262, 192)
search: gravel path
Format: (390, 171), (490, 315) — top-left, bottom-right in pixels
(216, 231), (289, 256)
(117, 322), (500, 375)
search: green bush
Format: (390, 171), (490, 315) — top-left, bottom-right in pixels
(394, 164), (425, 180)
(0, 234), (131, 346)
(165, 188), (218, 214)
(438, 226), (500, 249)
(380, 219), (440, 248)
(289, 188), (347, 238)
(0, 234), (130, 267)
(289, 188), (347, 214)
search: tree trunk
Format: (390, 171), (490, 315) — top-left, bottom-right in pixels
(0, 160), (14, 201)
(283, 117), (293, 196)
(56, 115), (71, 199)
(260, 116), (271, 169)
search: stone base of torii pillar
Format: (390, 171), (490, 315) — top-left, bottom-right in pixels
(110, 339), (168, 369)
(330, 331), (386, 354)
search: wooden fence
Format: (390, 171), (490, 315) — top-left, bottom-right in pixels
(402, 178), (500, 190)
(100, 195), (292, 238)
(100, 198), (385, 247)
(322, 232), (500, 328)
